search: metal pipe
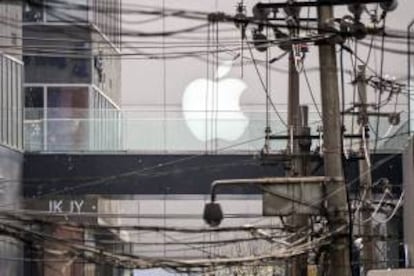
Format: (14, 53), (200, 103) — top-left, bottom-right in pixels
(269, 134), (365, 140)
(210, 176), (343, 202)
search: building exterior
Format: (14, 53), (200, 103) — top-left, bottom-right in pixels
(23, 0), (122, 152)
(16, 1), (410, 275)
(0, 1), (24, 275)
(21, 1), (125, 275)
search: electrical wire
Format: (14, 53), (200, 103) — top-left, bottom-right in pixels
(374, 16), (387, 153)
(246, 39), (288, 127)
(0, 150), (405, 270)
(368, 191), (404, 225)
(302, 66), (322, 118)
(0, 216), (343, 269)
(0, 132), (282, 211)
(0, 1), (409, 271)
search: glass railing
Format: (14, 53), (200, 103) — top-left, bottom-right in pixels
(122, 109), (293, 153)
(23, 107), (410, 153)
(24, 108), (122, 152)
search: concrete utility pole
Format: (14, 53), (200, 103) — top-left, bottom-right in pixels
(317, 3), (351, 276)
(287, 52), (311, 275)
(357, 64), (375, 272)
(287, 52), (301, 161)
(287, 51), (303, 276)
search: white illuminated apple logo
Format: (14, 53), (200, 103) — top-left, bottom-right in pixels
(182, 60), (249, 141)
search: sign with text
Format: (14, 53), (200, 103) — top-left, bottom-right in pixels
(25, 196), (98, 224)
(48, 199), (86, 214)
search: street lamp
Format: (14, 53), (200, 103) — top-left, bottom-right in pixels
(203, 202), (223, 227)
(202, 176), (332, 227)
(380, 0), (398, 11)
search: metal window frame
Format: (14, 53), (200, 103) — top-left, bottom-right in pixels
(0, 53), (24, 151)
(23, 0), (90, 24)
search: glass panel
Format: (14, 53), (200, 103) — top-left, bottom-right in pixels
(47, 87), (89, 108)
(23, 0), (44, 22)
(47, 87), (89, 151)
(24, 56), (91, 84)
(25, 87), (44, 151)
(24, 25), (92, 84)
(46, 0), (88, 22)
(25, 87), (44, 109)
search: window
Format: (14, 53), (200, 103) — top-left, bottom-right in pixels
(24, 56), (92, 84)
(24, 87), (44, 151)
(0, 55), (23, 149)
(24, 25), (92, 84)
(23, 0), (44, 22)
(47, 86), (89, 151)
(46, 0), (88, 22)
(25, 87), (44, 109)
(24, 85), (121, 151)
(24, 0), (88, 23)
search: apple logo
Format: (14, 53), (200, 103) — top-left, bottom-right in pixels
(182, 60), (249, 142)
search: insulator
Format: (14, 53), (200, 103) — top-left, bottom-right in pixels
(252, 3), (270, 20)
(252, 31), (268, 52)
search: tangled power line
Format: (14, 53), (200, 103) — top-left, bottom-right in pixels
(0, 0), (409, 273)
